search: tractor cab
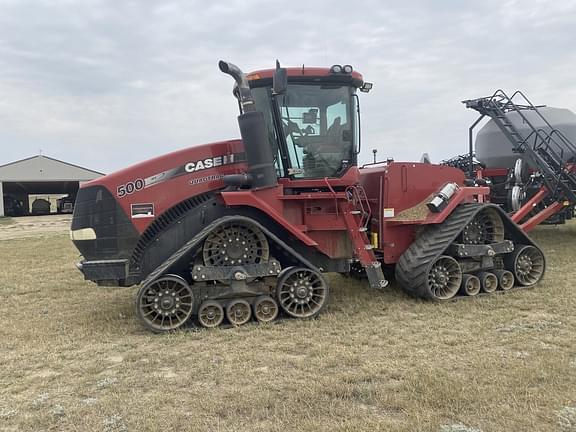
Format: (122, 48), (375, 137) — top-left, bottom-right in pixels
(238, 65), (370, 180)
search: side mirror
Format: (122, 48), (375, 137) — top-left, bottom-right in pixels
(273, 61), (288, 95)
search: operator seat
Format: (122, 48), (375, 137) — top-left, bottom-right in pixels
(327, 117), (344, 138)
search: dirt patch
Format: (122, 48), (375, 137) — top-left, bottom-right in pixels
(0, 214), (71, 240)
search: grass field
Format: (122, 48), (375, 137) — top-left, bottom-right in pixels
(0, 217), (13, 226)
(1, 224), (575, 432)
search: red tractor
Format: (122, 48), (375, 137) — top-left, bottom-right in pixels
(71, 61), (545, 332)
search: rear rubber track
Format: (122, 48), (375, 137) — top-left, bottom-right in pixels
(395, 203), (542, 300)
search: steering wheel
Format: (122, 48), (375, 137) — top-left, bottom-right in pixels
(302, 125), (315, 136)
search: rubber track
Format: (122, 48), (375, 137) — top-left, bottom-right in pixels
(396, 203), (507, 299)
(140, 215), (319, 288)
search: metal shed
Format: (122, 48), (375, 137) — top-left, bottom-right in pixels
(0, 155), (103, 216)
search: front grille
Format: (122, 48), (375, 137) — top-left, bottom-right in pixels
(71, 185), (138, 261)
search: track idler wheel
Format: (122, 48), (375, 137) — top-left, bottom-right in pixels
(277, 267), (328, 318)
(478, 272), (498, 293)
(493, 269), (515, 291)
(505, 245), (545, 286)
(135, 275), (194, 333)
(253, 296), (279, 323)
(459, 274), (481, 296)
(425, 255), (462, 300)
(197, 300), (225, 328)
(226, 299), (252, 326)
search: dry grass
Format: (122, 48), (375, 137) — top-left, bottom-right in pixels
(0, 224), (575, 432)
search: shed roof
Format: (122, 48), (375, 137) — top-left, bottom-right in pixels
(0, 155), (103, 182)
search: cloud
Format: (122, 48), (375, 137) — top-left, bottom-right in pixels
(0, 0), (575, 172)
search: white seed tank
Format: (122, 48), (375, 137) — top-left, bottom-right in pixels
(475, 107), (576, 169)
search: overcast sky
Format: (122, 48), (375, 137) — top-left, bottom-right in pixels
(1, 0), (575, 173)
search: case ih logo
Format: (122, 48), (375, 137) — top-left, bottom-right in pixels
(184, 154), (236, 173)
(116, 152), (244, 198)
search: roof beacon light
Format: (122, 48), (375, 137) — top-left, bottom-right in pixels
(343, 64), (353, 74)
(330, 64), (343, 74)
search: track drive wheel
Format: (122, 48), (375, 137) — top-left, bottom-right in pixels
(459, 207), (505, 245)
(459, 274), (481, 296)
(478, 272), (498, 293)
(277, 267), (328, 318)
(203, 221), (269, 266)
(253, 296), (279, 323)
(226, 299), (252, 326)
(425, 256), (462, 300)
(505, 245), (545, 286)
(197, 300), (224, 328)
(136, 275), (194, 333)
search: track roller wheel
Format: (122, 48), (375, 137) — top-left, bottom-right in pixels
(459, 274), (481, 296)
(135, 275), (194, 333)
(493, 269), (515, 291)
(478, 272), (498, 293)
(505, 245), (545, 286)
(253, 296), (279, 323)
(197, 300), (224, 328)
(425, 256), (462, 300)
(226, 299), (252, 326)
(277, 267), (328, 318)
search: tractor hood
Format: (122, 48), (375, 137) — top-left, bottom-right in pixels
(76, 139), (247, 235)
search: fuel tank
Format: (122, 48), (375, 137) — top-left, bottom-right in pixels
(475, 107), (576, 169)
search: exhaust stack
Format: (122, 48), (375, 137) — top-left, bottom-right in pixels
(219, 60), (277, 189)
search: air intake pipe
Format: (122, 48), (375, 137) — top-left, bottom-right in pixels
(219, 60), (277, 189)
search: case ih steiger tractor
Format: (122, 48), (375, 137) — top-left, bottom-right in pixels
(70, 61), (545, 332)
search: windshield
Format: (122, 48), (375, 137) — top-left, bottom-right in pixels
(252, 84), (357, 179)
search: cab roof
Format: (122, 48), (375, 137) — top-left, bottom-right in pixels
(246, 67), (364, 88)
